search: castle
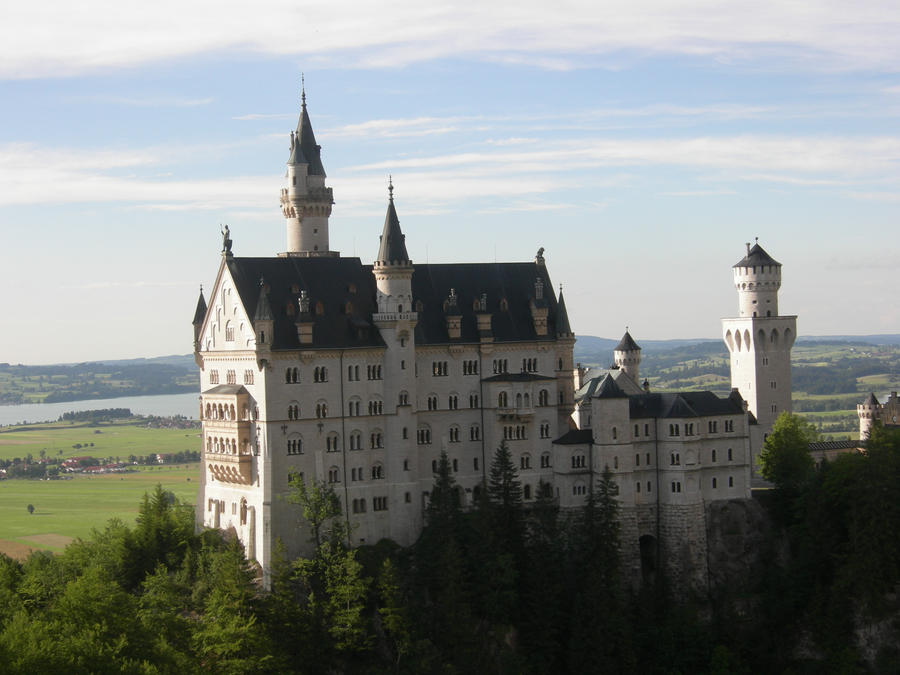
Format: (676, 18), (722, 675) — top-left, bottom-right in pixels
(192, 88), (795, 586)
(858, 390), (900, 438)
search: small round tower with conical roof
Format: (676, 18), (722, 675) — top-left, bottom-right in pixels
(858, 392), (880, 439)
(733, 238), (781, 318)
(613, 329), (641, 383)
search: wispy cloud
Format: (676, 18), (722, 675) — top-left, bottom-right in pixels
(233, 113), (296, 121)
(323, 117), (470, 139)
(661, 189), (737, 197)
(76, 95), (214, 107)
(3, 2), (900, 79)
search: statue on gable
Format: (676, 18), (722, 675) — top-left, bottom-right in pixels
(221, 225), (233, 254)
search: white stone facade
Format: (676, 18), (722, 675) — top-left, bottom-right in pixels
(193, 91), (759, 588)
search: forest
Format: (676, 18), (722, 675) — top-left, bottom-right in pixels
(1, 425), (899, 673)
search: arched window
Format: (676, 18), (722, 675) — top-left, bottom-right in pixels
(498, 391), (508, 408)
(523, 484), (532, 500)
(371, 463), (384, 480)
(287, 434), (303, 455)
(327, 467), (340, 483)
(538, 389), (549, 406)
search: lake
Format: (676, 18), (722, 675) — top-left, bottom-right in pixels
(0, 392), (199, 426)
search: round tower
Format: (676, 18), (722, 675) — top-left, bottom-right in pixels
(280, 81), (335, 256)
(733, 238), (781, 318)
(613, 329), (641, 383)
(857, 392), (880, 439)
(373, 179), (413, 314)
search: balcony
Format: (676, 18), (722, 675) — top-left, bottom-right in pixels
(206, 451), (253, 485)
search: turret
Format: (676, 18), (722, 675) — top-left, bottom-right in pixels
(253, 277), (274, 350)
(613, 329), (641, 383)
(373, 179), (413, 316)
(555, 288), (573, 338)
(858, 392), (880, 439)
(733, 239), (782, 318)
(280, 79), (336, 257)
(192, 285), (207, 367)
(192, 286), (207, 350)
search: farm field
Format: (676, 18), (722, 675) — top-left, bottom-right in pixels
(0, 466), (200, 559)
(0, 419), (200, 462)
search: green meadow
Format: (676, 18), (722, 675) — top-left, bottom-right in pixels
(0, 466), (200, 557)
(0, 419), (200, 462)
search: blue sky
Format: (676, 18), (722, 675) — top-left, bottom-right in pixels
(1, 1), (898, 364)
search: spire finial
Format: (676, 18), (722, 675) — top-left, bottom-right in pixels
(199, 284), (203, 293)
(301, 73), (306, 108)
(755, 236), (759, 244)
(388, 175), (394, 202)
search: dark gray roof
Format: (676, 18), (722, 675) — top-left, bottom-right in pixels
(226, 257), (385, 350)
(733, 242), (781, 268)
(224, 256), (566, 350)
(376, 194), (409, 265)
(411, 262), (566, 345)
(594, 373), (628, 399)
(254, 280), (274, 321)
(481, 373), (556, 383)
(288, 99), (326, 176)
(863, 392), (880, 406)
(576, 368), (644, 401)
(614, 330), (640, 352)
(553, 428), (593, 445)
(192, 288), (207, 325)
(555, 290), (572, 337)
(808, 440), (864, 452)
(627, 391), (745, 419)
(203, 384), (249, 396)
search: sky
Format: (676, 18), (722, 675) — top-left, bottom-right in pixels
(1, 1), (899, 364)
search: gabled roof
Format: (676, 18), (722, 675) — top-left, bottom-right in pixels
(627, 391), (744, 419)
(733, 242), (781, 268)
(411, 262), (565, 345)
(594, 373), (628, 399)
(575, 368), (644, 403)
(222, 256), (566, 350)
(288, 95), (326, 176)
(192, 288), (207, 325)
(226, 256), (385, 350)
(614, 330), (640, 353)
(376, 190), (409, 265)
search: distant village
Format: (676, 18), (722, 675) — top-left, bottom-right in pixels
(0, 410), (201, 480)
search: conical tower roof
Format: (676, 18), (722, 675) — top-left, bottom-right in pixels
(863, 392), (880, 406)
(192, 287), (207, 325)
(555, 288), (572, 337)
(733, 241), (781, 268)
(254, 278), (274, 322)
(287, 82), (326, 176)
(376, 180), (410, 265)
(615, 330), (640, 353)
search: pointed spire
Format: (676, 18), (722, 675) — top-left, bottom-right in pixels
(192, 285), (207, 325)
(556, 286), (573, 337)
(288, 77), (326, 176)
(254, 277), (274, 321)
(376, 179), (410, 265)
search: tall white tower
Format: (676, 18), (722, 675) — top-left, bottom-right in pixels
(722, 240), (797, 438)
(279, 82), (336, 257)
